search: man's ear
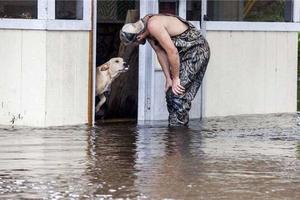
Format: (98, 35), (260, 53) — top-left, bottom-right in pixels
(100, 64), (109, 71)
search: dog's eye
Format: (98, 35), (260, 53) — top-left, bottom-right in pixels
(115, 60), (120, 63)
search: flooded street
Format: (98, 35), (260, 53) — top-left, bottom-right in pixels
(0, 113), (299, 199)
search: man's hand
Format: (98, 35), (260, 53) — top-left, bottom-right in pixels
(172, 77), (185, 95)
(165, 78), (172, 92)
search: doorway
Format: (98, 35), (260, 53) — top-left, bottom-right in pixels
(95, 1), (140, 121)
(94, 0), (207, 123)
(137, 0), (206, 122)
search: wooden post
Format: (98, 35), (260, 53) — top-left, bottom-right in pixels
(88, 0), (95, 125)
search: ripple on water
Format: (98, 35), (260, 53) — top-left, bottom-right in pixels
(0, 113), (299, 199)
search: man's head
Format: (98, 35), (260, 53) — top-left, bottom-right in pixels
(120, 19), (147, 45)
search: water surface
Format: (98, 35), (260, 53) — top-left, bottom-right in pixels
(0, 113), (299, 199)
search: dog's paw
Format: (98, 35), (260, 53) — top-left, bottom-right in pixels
(95, 107), (106, 120)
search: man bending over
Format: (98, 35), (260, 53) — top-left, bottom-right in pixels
(120, 14), (210, 126)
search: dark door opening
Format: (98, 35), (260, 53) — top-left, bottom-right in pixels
(95, 0), (140, 121)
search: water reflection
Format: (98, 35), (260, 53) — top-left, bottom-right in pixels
(134, 126), (205, 199)
(297, 143), (300, 160)
(86, 122), (138, 198)
(0, 113), (299, 199)
(0, 126), (91, 199)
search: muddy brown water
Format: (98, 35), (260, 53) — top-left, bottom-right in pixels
(0, 113), (299, 199)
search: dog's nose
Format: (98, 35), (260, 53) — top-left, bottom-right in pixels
(124, 62), (129, 70)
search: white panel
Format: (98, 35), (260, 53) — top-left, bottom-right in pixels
(239, 32), (265, 114)
(276, 32), (298, 112)
(264, 32), (277, 113)
(202, 31), (225, 116)
(0, 29), (89, 127)
(45, 32), (63, 125)
(138, 0), (158, 121)
(0, 30), (22, 125)
(153, 72), (168, 120)
(287, 32), (298, 111)
(293, 0), (300, 22)
(45, 31), (89, 126)
(47, 0), (55, 19)
(274, 32), (287, 112)
(191, 89), (201, 118)
(83, 0), (92, 21)
(21, 31), (47, 126)
(0, 30), (48, 126)
(204, 31), (298, 117)
(38, 0), (48, 19)
(179, 0), (186, 19)
(74, 33), (90, 125)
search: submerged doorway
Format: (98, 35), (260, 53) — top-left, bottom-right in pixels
(95, 1), (140, 121)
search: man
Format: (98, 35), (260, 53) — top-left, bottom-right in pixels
(120, 14), (210, 126)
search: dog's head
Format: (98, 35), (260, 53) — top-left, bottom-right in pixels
(98, 57), (129, 79)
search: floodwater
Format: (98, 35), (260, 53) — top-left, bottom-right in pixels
(0, 114), (299, 200)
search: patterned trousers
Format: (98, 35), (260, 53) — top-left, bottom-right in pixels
(166, 35), (210, 127)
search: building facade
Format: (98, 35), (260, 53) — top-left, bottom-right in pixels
(0, 0), (299, 126)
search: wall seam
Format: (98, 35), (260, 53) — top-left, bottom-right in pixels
(44, 31), (48, 126)
(20, 30), (23, 126)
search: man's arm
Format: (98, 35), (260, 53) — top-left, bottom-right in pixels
(147, 19), (185, 95)
(148, 38), (172, 91)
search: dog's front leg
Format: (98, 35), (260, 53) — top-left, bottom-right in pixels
(95, 94), (106, 114)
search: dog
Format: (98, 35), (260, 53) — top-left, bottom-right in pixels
(95, 57), (129, 115)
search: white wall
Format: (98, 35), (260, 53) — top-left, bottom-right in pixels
(0, 30), (47, 126)
(203, 31), (298, 117)
(0, 29), (90, 126)
(0, 29), (297, 126)
(45, 31), (89, 126)
(142, 31), (298, 121)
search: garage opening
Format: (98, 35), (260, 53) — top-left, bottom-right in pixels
(95, 1), (140, 122)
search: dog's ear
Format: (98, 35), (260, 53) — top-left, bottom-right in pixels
(100, 64), (109, 71)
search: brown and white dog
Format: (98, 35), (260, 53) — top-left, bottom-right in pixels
(96, 57), (129, 114)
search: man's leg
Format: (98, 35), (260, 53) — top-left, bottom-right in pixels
(166, 62), (199, 126)
(166, 88), (189, 126)
(166, 43), (210, 126)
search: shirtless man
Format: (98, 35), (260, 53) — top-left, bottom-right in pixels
(120, 14), (210, 126)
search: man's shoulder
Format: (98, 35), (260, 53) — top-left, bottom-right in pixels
(147, 16), (162, 31)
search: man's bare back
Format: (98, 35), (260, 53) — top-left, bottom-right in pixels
(147, 15), (188, 38)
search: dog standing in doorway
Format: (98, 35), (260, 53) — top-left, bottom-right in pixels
(95, 57), (129, 116)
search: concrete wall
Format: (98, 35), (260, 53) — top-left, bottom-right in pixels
(0, 29), (89, 126)
(203, 31), (298, 117)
